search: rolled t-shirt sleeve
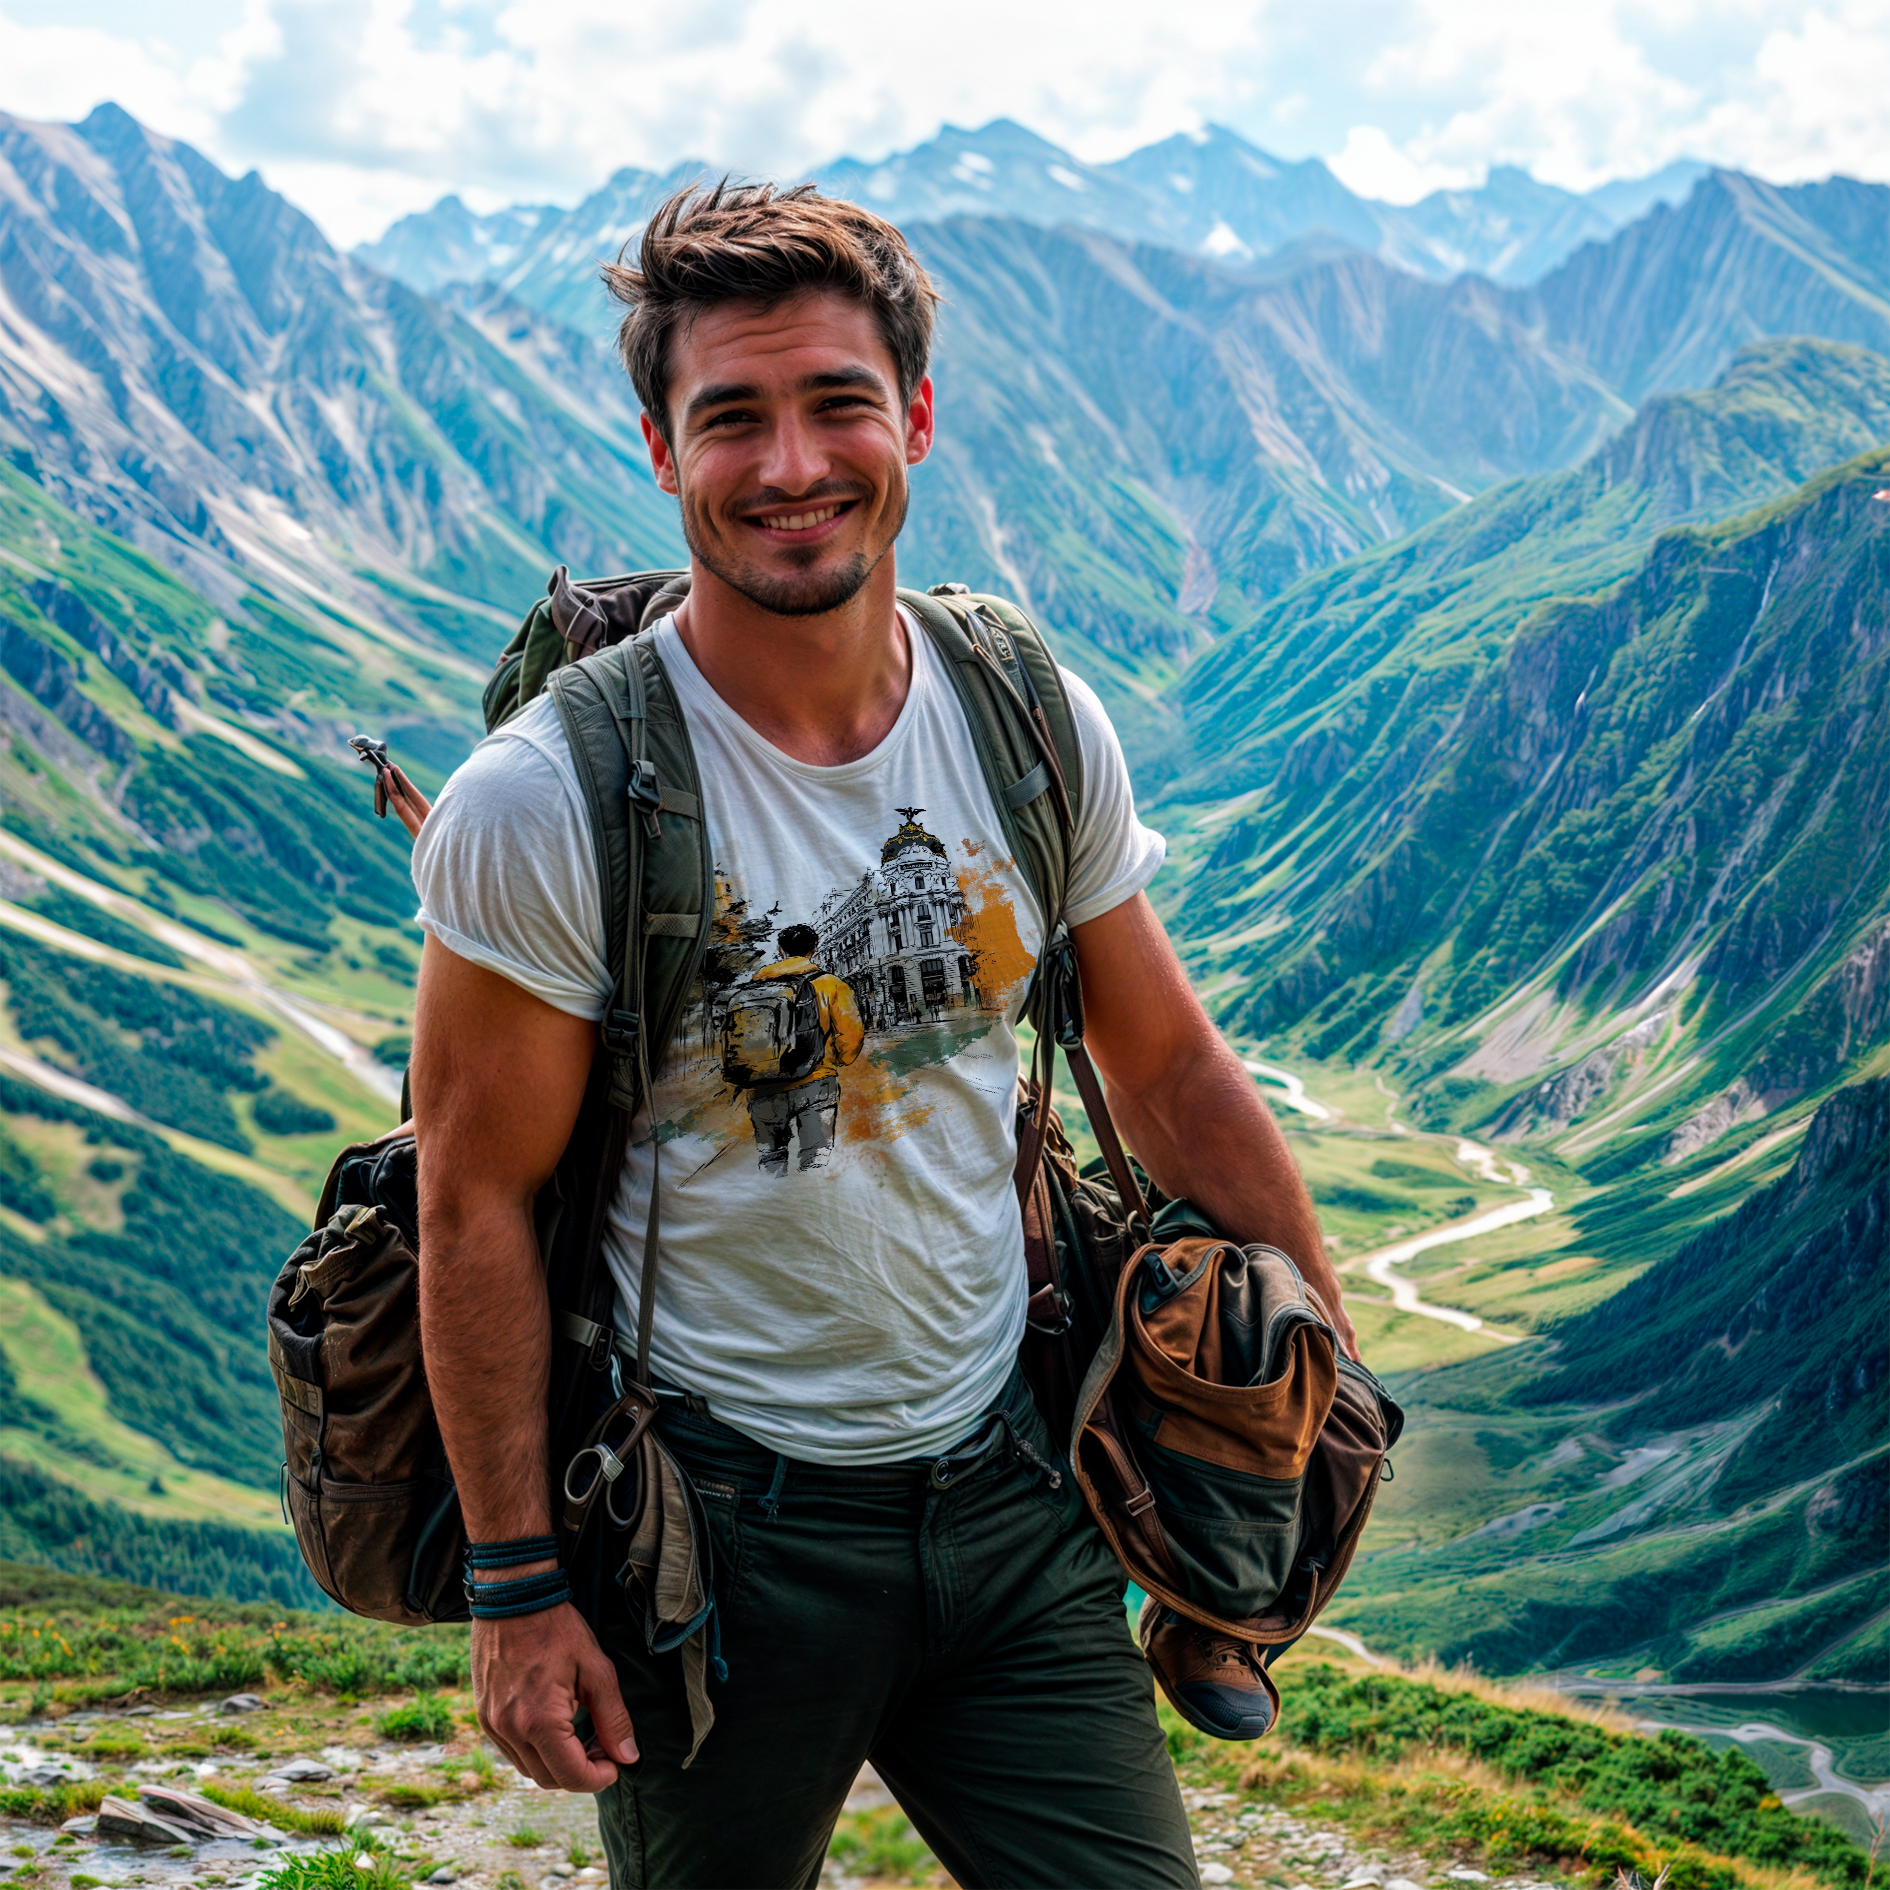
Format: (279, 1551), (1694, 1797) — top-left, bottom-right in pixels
(1059, 666), (1167, 926)
(410, 702), (613, 1021)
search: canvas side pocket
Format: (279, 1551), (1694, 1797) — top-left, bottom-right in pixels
(1136, 1430), (1305, 1618)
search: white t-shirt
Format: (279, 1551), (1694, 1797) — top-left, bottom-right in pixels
(411, 612), (1163, 1463)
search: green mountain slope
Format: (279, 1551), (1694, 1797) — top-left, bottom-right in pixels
(0, 403), (436, 1596)
(1161, 349), (1890, 1170)
(1335, 1076), (1887, 1692)
(0, 103), (682, 663)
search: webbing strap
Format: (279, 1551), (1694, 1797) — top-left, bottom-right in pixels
(614, 646), (665, 1390)
(646, 911), (701, 938)
(1004, 760), (1050, 808)
(558, 1310), (611, 1350)
(1067, 1037), (1151, 1229)
(1010, 929), (1152, 1236)
(634, 1014), (661, 1387)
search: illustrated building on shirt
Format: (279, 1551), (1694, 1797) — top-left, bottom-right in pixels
(813, 809), (981, 1031)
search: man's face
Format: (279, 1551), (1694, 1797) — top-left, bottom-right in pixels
(643, 291), (934, 618)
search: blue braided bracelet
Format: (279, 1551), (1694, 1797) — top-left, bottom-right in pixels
(463, 1537), (569, 1619)
(464, 1534), (559, 1570)
(464, 1568), (572, 1620)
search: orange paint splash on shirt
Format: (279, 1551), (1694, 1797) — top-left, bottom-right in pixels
(952, 840), (1033, 1012)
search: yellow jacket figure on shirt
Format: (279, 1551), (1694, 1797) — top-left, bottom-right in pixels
(753, 954), (866, 1084)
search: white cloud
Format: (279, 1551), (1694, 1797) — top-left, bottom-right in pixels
(1328, 126), (1476, 203)
(0, 0), (1885, 243)
(0, 6), (268, 145)
(1693, 1), (1890, 180)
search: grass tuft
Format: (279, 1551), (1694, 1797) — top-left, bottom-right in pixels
(255, 1844), (409, 1890)
(199, 1781), (348, 1836)
(377, 1696), (454, 1744)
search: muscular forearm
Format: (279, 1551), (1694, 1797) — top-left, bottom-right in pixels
(408, 939), (633, 1790)
(417, 1190), (554, 1545)
(1103, 1038), (1357, 1356)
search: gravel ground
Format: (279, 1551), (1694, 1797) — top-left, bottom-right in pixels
(4, 1698), (1576, 1890)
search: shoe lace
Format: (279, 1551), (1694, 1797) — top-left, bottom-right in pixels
(1166, 1612), (1266, 1678)
(1199, 1626), (1266, 1677)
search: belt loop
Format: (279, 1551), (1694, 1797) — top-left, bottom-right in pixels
(758, 1453), (787, 1521)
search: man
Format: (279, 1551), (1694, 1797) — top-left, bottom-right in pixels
(726, 922), (864, 1174)
(408, 181), (1356, 1889)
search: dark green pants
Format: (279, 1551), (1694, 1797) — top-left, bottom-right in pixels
(582, 1367), (1196, 1889)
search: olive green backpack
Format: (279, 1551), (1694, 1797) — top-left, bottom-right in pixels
(266, 563), (1090, 1625)
(270, 560), (1398, 1715)
(490, 563), (1088, 1399)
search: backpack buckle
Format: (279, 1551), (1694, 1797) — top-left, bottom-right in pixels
(1043, 930), (1084, 1046)
(629, 760), (662, 837)
(602, 1009), (640, 1053)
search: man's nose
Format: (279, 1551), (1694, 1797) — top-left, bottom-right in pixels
(756, 411), (830, 493)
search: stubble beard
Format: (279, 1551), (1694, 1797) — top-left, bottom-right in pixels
(681, 480), (910, 619)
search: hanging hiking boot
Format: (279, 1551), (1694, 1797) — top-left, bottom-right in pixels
(1139, 1599), (1280, 1740)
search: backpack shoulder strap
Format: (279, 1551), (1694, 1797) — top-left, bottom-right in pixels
(898, 585), (1085, 931)
(547, 631), (711, 1385)
(547, 632), (712, 1108)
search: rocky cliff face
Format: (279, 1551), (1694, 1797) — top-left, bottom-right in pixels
(1531, 172), (1890, 401)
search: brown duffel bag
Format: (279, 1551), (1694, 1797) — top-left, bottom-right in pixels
(1015, 933), (1403, 1728)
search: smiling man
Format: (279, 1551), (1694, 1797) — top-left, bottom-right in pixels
(406, 182), (1353, 1890)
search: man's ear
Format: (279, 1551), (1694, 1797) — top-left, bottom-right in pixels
(642, 412), (680, 496)
(905, 375), (935, 468)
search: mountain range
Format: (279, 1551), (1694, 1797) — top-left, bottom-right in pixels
(1159, 340), (1890, 1153)
(0, 99), (1883, 1705)
(360, 118), (1708, 314)
(368, 146), (1890, 781)
(3, 106), (1885, 788)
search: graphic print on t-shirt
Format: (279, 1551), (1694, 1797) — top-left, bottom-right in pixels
(656, 806), (1033, 1179)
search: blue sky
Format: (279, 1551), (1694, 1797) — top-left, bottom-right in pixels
(1, 0), (1885, 245)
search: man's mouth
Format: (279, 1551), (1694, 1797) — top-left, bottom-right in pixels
(745, 499), (857, 537)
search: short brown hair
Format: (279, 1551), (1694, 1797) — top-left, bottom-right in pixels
(602, 180), (940, 439)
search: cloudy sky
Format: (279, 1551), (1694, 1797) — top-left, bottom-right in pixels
(1, 0), (1886, 246)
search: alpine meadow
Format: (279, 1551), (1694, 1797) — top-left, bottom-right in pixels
(0, 94), (1885, 1879)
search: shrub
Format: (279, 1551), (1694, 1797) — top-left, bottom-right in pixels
(1279, 1665), (1868, 1888)
(378, 1695), (454, 1743)
(255, 1844), (407, 1890)
(252, 1088), (336, 1137)
(376, 1783), (442, 1810)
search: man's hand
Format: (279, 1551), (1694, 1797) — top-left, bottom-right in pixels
(473, 1603), (638, 1790)
(1071, 894), (1360, 1360)
(386, 764), (432, 839)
